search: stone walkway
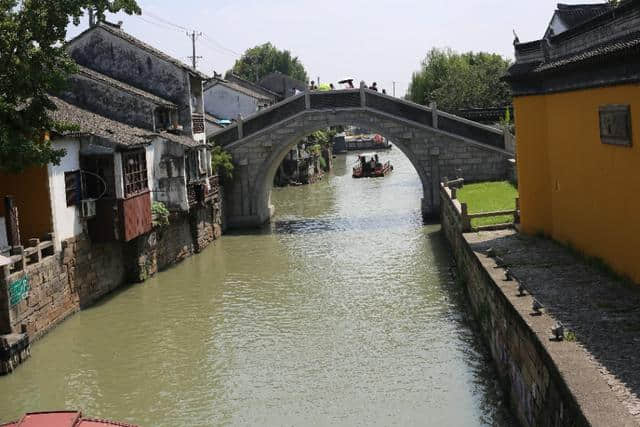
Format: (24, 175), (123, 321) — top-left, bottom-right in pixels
(466, 229), (640, 423)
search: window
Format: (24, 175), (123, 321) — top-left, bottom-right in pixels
(64, 170), (81, 206)
(122, 149), (148, 198)
(600, 105), (632, 147)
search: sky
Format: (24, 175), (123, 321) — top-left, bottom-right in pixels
(66, 0), (605, 97)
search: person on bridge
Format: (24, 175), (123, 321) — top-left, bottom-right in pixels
(309, 81), (317, 91)
(330, 83), (335, 90)
(370, 82), (378, 92)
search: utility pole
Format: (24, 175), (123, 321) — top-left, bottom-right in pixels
(392, 81), (396, 97)
(187, 31), (203, 70)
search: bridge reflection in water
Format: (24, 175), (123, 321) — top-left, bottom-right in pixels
(0, 149), (514, 426)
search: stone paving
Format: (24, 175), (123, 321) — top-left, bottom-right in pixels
(466, 229), (640, 423)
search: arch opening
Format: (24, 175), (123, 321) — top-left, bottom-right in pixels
(252, 119), (433, 227)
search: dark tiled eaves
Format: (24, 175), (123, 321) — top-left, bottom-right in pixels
(75, 65), (177, 108)
(49, 97), (154, 147)
(156, 131), (206, 148)
(205, 79), (274, 102)
(67, 24), (209, 80)
(225, 74), (280, 99)
(49, 97), (204, 148)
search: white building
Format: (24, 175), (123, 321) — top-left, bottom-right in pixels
(204, 78), (275, 120)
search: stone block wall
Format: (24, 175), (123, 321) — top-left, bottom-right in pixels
(440, 186), (588, 426)
(129, 200), (222, 282)
(0, 235), (127, 340)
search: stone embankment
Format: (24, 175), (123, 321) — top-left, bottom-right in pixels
(0, 201), (222, 375)
(440, 183), (637, 426)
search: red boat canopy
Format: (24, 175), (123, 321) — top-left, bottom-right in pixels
(1, 412), (137, 427)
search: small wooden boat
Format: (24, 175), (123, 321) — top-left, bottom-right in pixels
(352, 152), (393, 178)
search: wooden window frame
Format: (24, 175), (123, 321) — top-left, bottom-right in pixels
(64, 170), (81, 206)
(122, 149), (149, 198)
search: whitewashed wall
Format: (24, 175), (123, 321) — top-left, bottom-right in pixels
(47, 139), (83, 251)
(204, 84), (260, 120)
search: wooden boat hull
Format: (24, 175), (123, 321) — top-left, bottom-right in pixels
(352, 162), (393, 178)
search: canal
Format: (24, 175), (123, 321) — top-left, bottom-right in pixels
(1, 149), (513, 426)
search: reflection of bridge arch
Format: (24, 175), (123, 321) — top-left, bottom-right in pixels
(209, 88), (511, 228)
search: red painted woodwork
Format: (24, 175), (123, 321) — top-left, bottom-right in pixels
(118, 191), (152, 242)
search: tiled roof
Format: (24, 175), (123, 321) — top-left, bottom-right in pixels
(49, 97), (204, 148)
(554, 3), (612, 31)
(205, 78), (273, 101)
(50, 96), (154, 146)
(535, 32), (640, 73)
(226, 73), (280, 99)
(508, 31), (640, 78)
(75, 65), (177, 108)
(157, 130), (206, 147)
(68, 23), (209, 80)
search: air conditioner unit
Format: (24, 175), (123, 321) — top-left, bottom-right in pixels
(80, 198), (97, 219)
(167, 124), (184, 133)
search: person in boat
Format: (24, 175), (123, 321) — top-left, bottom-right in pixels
(370, 82), (378, 92)
(370, 156), (376, 171)
(374, 154), (380, 167)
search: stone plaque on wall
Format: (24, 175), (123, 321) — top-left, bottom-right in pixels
(599, 105), (632, 147)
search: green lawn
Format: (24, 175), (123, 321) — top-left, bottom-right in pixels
(456, 181), (519, 227)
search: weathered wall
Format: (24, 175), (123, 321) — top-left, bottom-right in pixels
(129, 200), (222, 282)
(224, 109), (510, 227)
(0, 235), (127, 339)
(149, 139), (189, 212)
(439, 186), (635, 427)
(47, 139), (83, 251)
(61, 73), (157, 131)
(515, 84), (640, 283)
(204, 84), (260, 120)
(67, 25), (193, 135)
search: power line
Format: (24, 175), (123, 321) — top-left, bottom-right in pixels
(202, 33), (240, 57)
(143, 10), (190, 32)
(136, 15), (183, 33)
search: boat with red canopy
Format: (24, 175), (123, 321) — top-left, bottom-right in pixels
(352, 152), (393, 178)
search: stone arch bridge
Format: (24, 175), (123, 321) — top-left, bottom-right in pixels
(209, 87), (512, 228)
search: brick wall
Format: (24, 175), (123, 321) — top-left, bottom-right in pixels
(129, 200), (222, 282)
(0, 235), (127, 340)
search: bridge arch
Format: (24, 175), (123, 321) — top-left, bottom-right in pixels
(210, 89), (511, 228)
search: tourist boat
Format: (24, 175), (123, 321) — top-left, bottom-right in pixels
(352, 153), (393, 178)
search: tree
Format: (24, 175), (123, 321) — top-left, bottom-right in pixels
(407, 48), (512, 112)
(0, 0), (141, 173)
(228, 42), (308, 84)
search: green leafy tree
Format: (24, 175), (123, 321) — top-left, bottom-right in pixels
(0, 0), (141, 173)
(210, 145), (234, 179)
(228, 42), (308, 83)
(407, 48), (512, 112)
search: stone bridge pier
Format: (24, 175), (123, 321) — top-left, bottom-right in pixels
(209, 89), (512, 228)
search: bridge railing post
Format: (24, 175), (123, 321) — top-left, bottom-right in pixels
(236, 114), (243, 139)
(430, 101), (438, 129)
(360, 81), (366, 108)
(304, 89), (310, 110)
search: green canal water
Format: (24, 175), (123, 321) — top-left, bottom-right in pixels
(0, 149), (513, 426)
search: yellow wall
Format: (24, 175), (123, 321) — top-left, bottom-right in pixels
(515, 84), (640, 283)
(0, 166), (53, 245)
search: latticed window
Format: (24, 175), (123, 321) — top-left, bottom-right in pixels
(122, 149), (148, 197)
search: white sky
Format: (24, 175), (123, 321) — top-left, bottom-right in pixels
(66, 0), (605, 97)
